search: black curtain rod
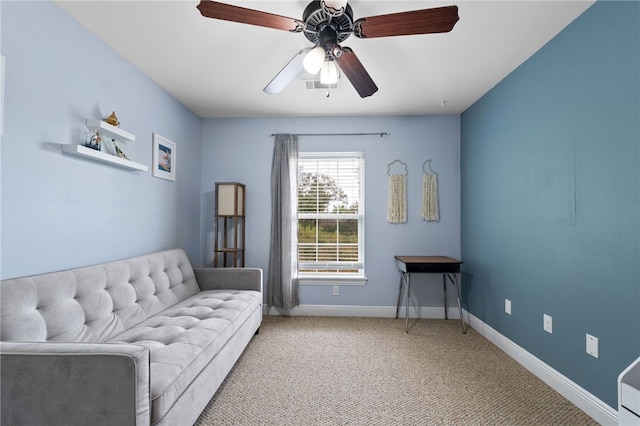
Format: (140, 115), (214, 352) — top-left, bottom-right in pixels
(269, 132), (389, 137)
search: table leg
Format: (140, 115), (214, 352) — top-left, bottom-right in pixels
(405, 273), (411, 333)
(395, 273), (404, 319)
(442, 274), (448, 320)
(446, 274), (467, 334)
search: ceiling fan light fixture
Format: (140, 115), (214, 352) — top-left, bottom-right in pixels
(303, 45), (325, 74)
(320, 59), (339, 85)
(322, 0), (348, 16)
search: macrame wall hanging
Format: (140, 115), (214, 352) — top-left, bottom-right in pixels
(421, 160), (440, 222)
(387, 160), (408, 224)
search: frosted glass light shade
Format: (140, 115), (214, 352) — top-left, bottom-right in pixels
(303, 46), (325, 75)
(320, 60), (338, 84)
(216, 182), (245, 216)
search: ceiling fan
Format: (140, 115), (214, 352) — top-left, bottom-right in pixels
(196, 0), (459, 98)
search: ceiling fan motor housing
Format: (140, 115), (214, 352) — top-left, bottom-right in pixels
(302, 0), (354, 45)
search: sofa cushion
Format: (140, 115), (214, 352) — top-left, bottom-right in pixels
(0, 249), (201, 343)
(109, 289), (261, 424)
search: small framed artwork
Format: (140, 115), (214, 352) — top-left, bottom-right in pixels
(152, 133), (176, 181)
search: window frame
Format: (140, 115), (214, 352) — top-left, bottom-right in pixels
(296, 152), (367, 286)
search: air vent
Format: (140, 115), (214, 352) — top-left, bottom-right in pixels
(304, 80), (339, 90)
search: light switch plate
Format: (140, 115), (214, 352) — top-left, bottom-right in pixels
(543, 314), (552, 333)
(586, 334), (599, 358)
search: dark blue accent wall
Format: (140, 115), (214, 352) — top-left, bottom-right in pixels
(461, 1), (639, 408)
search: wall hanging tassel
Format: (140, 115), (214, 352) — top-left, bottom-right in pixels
(387, 160), (408, 224)
(422, 160), (440, 222)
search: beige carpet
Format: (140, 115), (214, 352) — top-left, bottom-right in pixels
(195, 316), (598, 425)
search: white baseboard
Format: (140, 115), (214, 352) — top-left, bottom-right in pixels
(264, 304), (461, 319)
(465, 311), (618, 426)
(263, 304), (618, 425)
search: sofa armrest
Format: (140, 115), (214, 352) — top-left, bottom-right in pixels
(194, 267), (263, 292)
(0, 341), (150, 426)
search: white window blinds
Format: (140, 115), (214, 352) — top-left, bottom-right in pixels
(297, 153), (364, 275)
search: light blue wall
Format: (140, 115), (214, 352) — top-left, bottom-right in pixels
(200, 116), (461, 307)
(1, 1), (202, 279)
(460, 1), (639, 409)
(2, 0), (463, 312)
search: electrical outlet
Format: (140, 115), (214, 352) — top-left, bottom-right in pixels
(505, 299), (512, 315)
(543, 314), (553, 334)
(586, 334), (599, 358)
(333, 286), (339, 296)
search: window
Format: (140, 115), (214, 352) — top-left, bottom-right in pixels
(297, 152), (366, 285)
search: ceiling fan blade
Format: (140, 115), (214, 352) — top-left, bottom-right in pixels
(338, 48), (378, 98)
(354, 5), (459, 38)
(264, 48), (311, 94)
(197, 1), (303, 33)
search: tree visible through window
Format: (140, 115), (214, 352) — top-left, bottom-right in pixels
(297, 153), (364, 279)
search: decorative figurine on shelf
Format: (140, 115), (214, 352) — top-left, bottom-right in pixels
(111, 139), (129, 160)
(84, 130), (102, 151)
(104, 111), (120, 127)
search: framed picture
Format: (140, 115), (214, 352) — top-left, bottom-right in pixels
(152, 133), (176, 181)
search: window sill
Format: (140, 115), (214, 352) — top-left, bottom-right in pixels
(298, 275), (367, 286)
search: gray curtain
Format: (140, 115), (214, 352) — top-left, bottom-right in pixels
(267, 134), (299, 310)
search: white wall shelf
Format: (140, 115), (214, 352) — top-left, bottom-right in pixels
(86, 119), (135, 142)
(61, 144), (148, 172)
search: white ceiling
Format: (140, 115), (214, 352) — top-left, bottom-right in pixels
(54, 0), (594, 118)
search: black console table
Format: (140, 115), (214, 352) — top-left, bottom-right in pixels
(394, 256), (466, 333)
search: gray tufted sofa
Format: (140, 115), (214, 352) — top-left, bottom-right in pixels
(0, 248), (262, 426)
